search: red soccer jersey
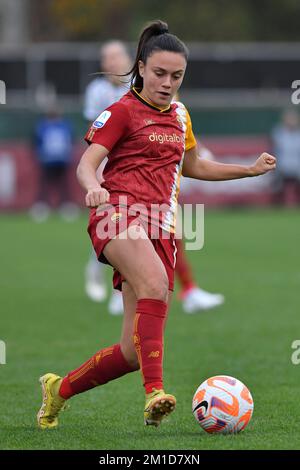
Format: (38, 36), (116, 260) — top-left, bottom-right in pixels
(85, 88), (197, 233)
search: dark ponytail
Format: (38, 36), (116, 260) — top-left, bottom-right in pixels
(128, 20), (189, 89)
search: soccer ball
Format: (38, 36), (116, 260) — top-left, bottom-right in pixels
(192, 375), (254, 434)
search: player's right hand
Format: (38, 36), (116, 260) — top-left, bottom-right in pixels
(85, 187), (110, 207)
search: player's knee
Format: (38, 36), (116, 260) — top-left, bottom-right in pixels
(137, 272), (169, 302)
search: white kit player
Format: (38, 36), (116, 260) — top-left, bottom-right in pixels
(83, 40), (132, 314)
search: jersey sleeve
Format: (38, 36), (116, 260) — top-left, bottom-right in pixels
(84, 102), (130, 151)
(184, 108), (197, 151)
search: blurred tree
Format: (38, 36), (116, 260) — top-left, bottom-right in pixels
(247, 0), (300, 41)
(30, 0), (300, 42)
(131, 0), (254, 41)
(51, 0), (134, 40)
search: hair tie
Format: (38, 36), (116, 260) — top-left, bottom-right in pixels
(160, 27), (169, 34)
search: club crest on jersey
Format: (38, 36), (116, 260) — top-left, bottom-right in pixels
(93, 110), (111, 128)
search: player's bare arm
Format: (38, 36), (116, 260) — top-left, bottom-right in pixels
(198, 144), (215, 161)
(182, 145), (276, 181)
(77, 143), (110, 207)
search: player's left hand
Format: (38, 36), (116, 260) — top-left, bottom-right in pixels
(251, 152), (276, 176)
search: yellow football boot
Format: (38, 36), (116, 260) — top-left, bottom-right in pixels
(144, 388), (176, 426)
(37, 373), (67, 429)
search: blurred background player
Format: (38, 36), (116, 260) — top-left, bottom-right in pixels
(172, 88), (224, 312)
(175, 132), (224, 312)
(30, 106), (76, 222)
(83, 40), (131, 313)
(271, 108), (300, 206)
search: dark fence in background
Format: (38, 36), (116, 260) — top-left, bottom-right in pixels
(0, 42), (299, 110)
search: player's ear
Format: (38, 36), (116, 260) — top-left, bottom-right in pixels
(138, 60), (145, 78)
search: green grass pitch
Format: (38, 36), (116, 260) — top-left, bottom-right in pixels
(0, 209), (299, 450)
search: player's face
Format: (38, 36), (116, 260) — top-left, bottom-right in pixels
(139, 51), (186, 107)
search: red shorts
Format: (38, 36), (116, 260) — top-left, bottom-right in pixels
(87, 204), (177, 292)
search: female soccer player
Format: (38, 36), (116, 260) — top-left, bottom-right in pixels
(37, 20), (276, 429)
